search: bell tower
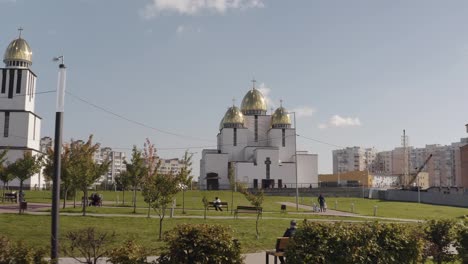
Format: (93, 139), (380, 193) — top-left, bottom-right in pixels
(0, 29), (42, 188)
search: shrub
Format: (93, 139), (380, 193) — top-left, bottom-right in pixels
(107, 240), (152, 264)
(457, 223), (468, 264)
(62, 227), (115, 264)
(0, 235), (48, 264)
(285, 221), (423, 264)
(157, 224), (243, 264)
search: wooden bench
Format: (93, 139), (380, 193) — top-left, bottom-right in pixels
(265, 237), (290, 264)
(4, 192), (17, 203)
(208, 202), (228, 211)
(234, 205), (262, 219)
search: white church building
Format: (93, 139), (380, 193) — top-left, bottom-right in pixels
(0, 31), (45, 189)
(199, 83), (318, 190)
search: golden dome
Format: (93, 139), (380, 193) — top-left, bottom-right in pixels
(271, 107), (291, 128)
(3, 38), (32, 64)
(223, 106), (244, 128)
(241, 88), (267, 115)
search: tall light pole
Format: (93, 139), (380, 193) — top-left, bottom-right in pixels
(51, 56), (66, 261)
(290, 112), (299, 211)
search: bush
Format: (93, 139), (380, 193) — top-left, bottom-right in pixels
(0, 235), (48, 264)
(457, 223), (468, 264)
(157, 224), (244, 264)
(107, 240), (152, 264)
(63, 227), (115, 264)
(285, 221), (423, 264)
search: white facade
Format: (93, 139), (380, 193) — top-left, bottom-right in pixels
(0, 35), (44, 189)
(199, 86), (318, 190)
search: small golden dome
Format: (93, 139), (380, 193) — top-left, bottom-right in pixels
(223, 106), (244, 128)
(241, 88), (267, 115)
(271, 107), (291, 128)
(3, 38), (32, 64)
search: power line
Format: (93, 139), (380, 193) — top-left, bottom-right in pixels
(66, 91), (214, 143)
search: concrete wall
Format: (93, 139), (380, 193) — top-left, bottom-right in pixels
(368, 189), (468, 207)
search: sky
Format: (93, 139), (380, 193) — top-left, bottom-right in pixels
(1, 0), (467, 176)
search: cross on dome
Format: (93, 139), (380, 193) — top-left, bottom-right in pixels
(18, 27), (23, 38)
(251, 78), (256, 89)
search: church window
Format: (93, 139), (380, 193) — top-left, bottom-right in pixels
(233, 128), (237, 146)
(1, 70), (6, 94)
(16, 70), (22, 94)
(8, 70), (14, 98)
(282, 129), (286, 147)
(4, 112), (10, 138)
(254, 115), (258, 142)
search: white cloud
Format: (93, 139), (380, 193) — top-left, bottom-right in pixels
(292, 106), (315, 118)
(256, 82), (274, 110)
(319, 115), (361, 129)
(142, 0), (264, 18)
(176, 25), (185, 34)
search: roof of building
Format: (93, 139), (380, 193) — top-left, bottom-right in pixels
(4, 37), (32, 64)
(241, 88), (267, 113)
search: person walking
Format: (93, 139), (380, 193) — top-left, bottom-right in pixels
(318, 193), (326, 212)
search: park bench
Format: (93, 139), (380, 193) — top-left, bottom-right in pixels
(265, 237), (290, 264)
(207, 201), (228, 211)
(3, 192), (17, 203)
(234, 205), (262, 219)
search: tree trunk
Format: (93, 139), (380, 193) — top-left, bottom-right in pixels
(122, 190), (125, 205)
(147, 202), (151, 218)
(132, 187), (137, 214)
(231, 189), (234, 214)
(2, 183), (5, 202)
(73, 189), (76, 208)
(82, 189), (88, 216)
(182, 189), (185, 214)
(18, 180), (24, 214)
(159, 217), (164, 240)
(62, 187), (68, 209)
(255, 212), (260, 239)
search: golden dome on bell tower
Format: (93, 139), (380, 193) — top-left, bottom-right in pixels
(3, 29), (32, 67)
(222, 105), (244, 128)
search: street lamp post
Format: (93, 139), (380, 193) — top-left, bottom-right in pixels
(51, 57), (66, 261)
(289, 112), (299, 211)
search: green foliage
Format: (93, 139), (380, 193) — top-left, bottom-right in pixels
(423, 219), (459, 264)
(286, 221), (424, 264)
(107, 240), (152, 264)
(158, 224), (244, 264)
(125, 146), (147, 213)
(238, 186), (264, 238)
(0, 235), (47, 264)
(457, 220), (468, 264)
(8, 151), (42, 190)
(63, 227), (115, 264)
(179, 151), (193, 214)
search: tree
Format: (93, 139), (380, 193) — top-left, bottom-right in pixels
(115, 170), (132, 205)
(8, 151), (42, 213)
(0, 149), (13, 201)
(141, 139), (183, 240)
(124, 146), (146, 213)
(228, 161), (235, 214)
(142, 139), (160, 218)
(178, 150), (193, 214)
(62, 227), (115, 264)
(43, 143), (75, 209)
(67, 136), (109, 216)
(238, 186), (264, 239)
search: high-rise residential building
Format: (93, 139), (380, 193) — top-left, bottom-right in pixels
(93, 147), (126, 185)
(0, 31), (44, 189)
(40, 136), (52, 153)
(156, 158), (185, 175)
(332, 147), (376, 174)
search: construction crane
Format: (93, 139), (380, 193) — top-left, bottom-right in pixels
(407, 154), (433, 188)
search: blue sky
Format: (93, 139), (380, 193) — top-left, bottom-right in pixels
(1, 0), (467, 175)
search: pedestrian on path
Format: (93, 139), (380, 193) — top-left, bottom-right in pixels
(318, 194), (326, 212)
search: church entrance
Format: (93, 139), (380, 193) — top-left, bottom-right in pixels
(206, 173), (219, 190)
(262, 179), (275, 189)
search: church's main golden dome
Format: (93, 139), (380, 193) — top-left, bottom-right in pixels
(223, 106), (244, 128)
(271, 106), (291, 128)
(241, 88), (267, 115)
(3, 37), (32, 64)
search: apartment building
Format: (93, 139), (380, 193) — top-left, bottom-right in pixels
(332, 147), (377, 174)
(94, 147), (126, 185)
